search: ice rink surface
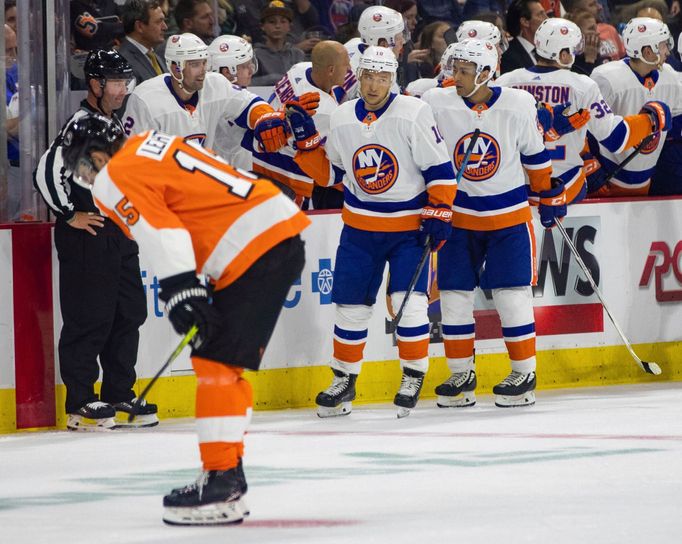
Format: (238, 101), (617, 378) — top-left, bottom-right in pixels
(1, 383), (681, 544)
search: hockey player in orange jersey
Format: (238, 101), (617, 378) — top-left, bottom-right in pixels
(61, 114), (310, 526)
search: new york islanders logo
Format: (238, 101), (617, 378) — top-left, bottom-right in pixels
(454, 132), (500, 181)
(219, 43), (229, 52)
(641, 131), (660, 155)
(352, 144), (399, 194)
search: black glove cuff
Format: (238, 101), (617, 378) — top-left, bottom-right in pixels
(158, 271), (200, 303)
(165, 286), (209, 314)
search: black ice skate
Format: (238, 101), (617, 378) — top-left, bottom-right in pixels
(493, 371), (536, 407)
(394, 367), (425, 418)
(316, 369), (357, 418)
(435, 370), (477, 408)
(113, 397), (159, 428)
(66, 401), (116, 431)
(163, 464), (249, 526)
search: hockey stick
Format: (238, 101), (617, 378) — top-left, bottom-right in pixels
(602, 133), (655, 186)
(555, 221), (661, 375)
(127, 325), (199, 423)
(391, 128), (481, 330)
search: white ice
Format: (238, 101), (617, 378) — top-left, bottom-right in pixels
(1, 383), (681, 544)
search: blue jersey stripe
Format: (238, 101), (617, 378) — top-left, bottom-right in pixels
(454, 185), (528, 212)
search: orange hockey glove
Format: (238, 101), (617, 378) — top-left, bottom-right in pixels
(254, 111), (288, 153)
(289, 91), (320, 115)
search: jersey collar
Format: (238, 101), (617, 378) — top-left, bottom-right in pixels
(623, 57), (659, 89)
(526, 65), (560, 74)
(355, 92), (397, 123)
(463, 85), (501, 111)
(164, 74), (200, 112)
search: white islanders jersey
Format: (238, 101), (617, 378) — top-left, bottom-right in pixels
(496, 66), (634, 203)
(591, 59), (682, 194)
(324, 93), (456, 231)
(422, 86), (552, 231)
(250, 63), (344, 197)
(122, 72), (264, 152)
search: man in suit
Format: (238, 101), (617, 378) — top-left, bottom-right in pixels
(501, 0), (547, 74)
(118, 0), (168, 83)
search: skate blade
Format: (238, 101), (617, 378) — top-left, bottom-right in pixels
(495, 391), (535, 408)
(436, 392), (476, 408)
(396, 407), (412, 419)
(114, 412), (159, 428)
(66, 415), (117, 431)
(163, 498), (246, 526)
(316, 402), (352, 418)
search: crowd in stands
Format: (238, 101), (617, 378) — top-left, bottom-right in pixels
(4, 0), (682, 222)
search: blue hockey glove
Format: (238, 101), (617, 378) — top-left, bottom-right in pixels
(538, 178), (567, 228)
(419, 203), (453, 251)
(285, 102), (321, 151)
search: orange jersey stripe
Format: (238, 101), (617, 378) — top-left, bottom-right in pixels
(623, 114), (652, 150)
(526, 165), (553, 193)
(452, 206), (532, 231)
(252, 162), (314, 197)
(427, 183), (458, 208)
(342, 207), (421, 232)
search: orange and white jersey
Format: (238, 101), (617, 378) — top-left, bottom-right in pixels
(311, 93), (456, 231)
(495, 65), (651, 203)
(422, 85), (553, 231)
(250, 63), (344, 198)
(122, 73), (270, 152)
(91, 131), (310, 290)
(591, 59), (682, 194)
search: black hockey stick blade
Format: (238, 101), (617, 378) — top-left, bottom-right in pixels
(127, 325), (199, 423)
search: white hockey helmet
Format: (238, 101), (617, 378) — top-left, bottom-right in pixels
(446, 38), (498, 96)
(440, 42), (458, 76)
(456, 21), (508, 53)
(358, 6), (409, 48)
(534, 18), (583, 68)
(165, 33), (209, 79)
(207, 35), (258, 75)
(622, 17), (673, 65)
(356, 45), (399, 83)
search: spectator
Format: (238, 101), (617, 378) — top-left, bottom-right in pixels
(384, 0), (419, 41)
(174, 0), (215, 44)
(501, 0), (547, 74)
(71, 0), (125, 51)
(564, 0), (625, 60)
(417, 0), (463, 28)
(4, 23), (20, 220)
(4, 0), (16, 32)
(252, 1), (305, 86)
(118, 0), (169, 83)
(411, 20), (451, 79)
(383, 0), (431, 87)
(33, 49), (152, 431)
(566, 9), (609, 74)
(232, 0), (319, 48)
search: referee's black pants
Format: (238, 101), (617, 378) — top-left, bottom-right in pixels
(55, 219), (147, 413)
